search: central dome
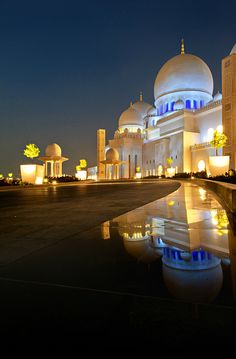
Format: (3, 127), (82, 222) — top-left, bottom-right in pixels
(155, 54), (213, 99)
(154, 53), (213, 112)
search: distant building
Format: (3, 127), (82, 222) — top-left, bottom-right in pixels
(39, 143), (68, 177)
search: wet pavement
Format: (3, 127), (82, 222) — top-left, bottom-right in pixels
(0, 180), (236, 349)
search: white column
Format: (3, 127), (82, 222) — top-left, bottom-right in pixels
(59, 162), (62, 177)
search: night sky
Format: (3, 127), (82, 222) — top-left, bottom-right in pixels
(0, 0), (236, 176)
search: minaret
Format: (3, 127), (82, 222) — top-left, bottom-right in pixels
(181, 38), (185, 55)
(222, 45), (236, 168)
(97, 129), (106, 179)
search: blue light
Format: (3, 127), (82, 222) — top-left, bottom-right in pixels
(186, 100), (191, 109)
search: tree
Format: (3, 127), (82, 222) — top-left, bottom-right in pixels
(79, 159), (87, 169)
(166, 157), (173, 166)
(210, 130), (227, 156)
(24, 144), (40, 160)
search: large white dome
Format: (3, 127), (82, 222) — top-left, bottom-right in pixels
(118, 104), (143, 128)
(154, 53), (213, 113)
(155, 53), (213, 100)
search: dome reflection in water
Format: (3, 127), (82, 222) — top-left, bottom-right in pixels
(103, 182), (233, 304)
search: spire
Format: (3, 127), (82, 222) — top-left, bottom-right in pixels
(130, 101), (133, 108)
(181, 38), (185, 55)
(139, 91), (143, 102)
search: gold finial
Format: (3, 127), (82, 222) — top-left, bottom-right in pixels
(181, 38), (185, 55)
(130, 101), (133, 108)
(140, 91), (143, 102)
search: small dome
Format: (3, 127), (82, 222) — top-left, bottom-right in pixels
(230, 44), (236, 55)
(106, 148), (119, 162)
(118, 104), (143, 128)
(173, 100), (184, 110)
(132, 101), (154, 119)
(45, 143), (62, 157)
(213, 91), (222, 101)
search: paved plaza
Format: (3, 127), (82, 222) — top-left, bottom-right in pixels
(0, 179), (236, 350)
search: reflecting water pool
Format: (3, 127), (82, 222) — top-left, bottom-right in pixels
(100, 182), (236, 305)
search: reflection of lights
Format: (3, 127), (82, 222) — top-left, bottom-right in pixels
(101, 221), (110, 240)
(211, 209), (229, 228)
(123, 231), (150, 241)
(217, 229), (228, 236)
(198, 188), (207, 200)
(168, 200), (175, 206)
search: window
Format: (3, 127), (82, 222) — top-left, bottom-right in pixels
(171, 101), (175, 111)
(185, 100), (191, 109)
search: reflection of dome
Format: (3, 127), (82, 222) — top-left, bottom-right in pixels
(154, 54), (213, 100)
(118, 104), (143, 128)
(123, 238), (162, 263)
(163, 264), (223, 303)
(173, 100), (184, 111)
(106, 148), (119, 161)
(45, 143), (62, 157)
(213, 91), (222, 101)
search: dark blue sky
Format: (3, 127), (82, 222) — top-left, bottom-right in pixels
(0, 0), (236, 175)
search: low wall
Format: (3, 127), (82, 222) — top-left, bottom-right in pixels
(193, 179), (236, 220)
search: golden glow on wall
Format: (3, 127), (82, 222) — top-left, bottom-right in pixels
(35, 176), (43, 185)
(217, 125), (223, 134)
(198, 160), (206, 172)
(209, 156), (230, 176)
(75, 170), (87, 180)
(20, 164), (44, 185)
(207, 128), (214, 141)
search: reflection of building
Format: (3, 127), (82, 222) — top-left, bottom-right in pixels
(162, 247), (223, 302)
(39, 143), (68, 177)
(97, 42), (236, 179)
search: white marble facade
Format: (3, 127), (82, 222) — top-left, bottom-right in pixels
(98, 42), (236, 179)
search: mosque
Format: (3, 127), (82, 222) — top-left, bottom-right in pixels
(96, 41), (236, 179)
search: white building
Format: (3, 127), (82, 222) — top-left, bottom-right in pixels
(97, 41), (236, 179)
